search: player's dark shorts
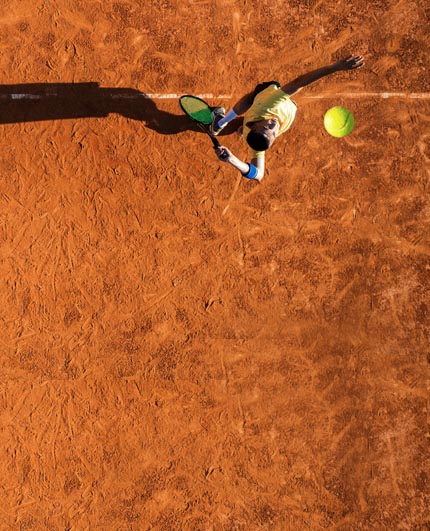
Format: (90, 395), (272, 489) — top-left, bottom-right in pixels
(252, 81), (280, 101)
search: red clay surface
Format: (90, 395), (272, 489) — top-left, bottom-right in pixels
(0, 0), (429, 529)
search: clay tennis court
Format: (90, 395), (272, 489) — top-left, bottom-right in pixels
(0, 0), (429, 529)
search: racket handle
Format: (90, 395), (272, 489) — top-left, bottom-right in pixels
(210, 135), (220, 148)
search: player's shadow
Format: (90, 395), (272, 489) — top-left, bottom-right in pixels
(0, 82), (238, 136)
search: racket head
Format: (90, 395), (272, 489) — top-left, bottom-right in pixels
(179, 95), (214, 125)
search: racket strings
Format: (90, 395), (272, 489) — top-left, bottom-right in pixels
(180, 96), (213, 125)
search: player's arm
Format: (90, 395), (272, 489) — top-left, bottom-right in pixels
(281, 54), (364, 96)
(215, 146), (264, 182)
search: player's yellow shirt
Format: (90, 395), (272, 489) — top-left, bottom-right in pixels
(243, 84), (297, 158)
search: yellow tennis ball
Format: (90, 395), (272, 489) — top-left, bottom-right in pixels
(324, 106), (355, 138)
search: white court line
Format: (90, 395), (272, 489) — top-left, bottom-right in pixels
(107, 93), (233, 100)
(117, 92), (430, 100)
(0, 92), (429, 100)
(8, 94), (43, 100)
(303, 92), (430, 99)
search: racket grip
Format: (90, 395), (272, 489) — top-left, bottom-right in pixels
(210, 136), (220, 148)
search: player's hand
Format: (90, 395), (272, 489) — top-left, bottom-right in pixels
(215, 146), (233, 162)
(333, 54), (364, 71)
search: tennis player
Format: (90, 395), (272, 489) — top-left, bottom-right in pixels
(211, 54), (364, 182)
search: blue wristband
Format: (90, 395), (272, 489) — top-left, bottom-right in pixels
(243, 163), (258, 180)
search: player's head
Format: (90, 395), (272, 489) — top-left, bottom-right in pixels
(246, 118), (279, 151)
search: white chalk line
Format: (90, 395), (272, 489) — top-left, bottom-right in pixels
(0, 92), (430, 100)
(304, 92), (430, 99)
(115, 92), (430, 100)
(138, 92), (430, 100)
(127, 92), (430, 100)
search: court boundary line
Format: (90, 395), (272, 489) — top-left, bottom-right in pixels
(1, 92), (430, 100)
(113, 92), (430, 100)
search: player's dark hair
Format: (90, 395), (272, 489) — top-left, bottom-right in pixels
(246, 131), (271, 151)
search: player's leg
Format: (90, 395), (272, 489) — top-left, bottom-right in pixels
(210, 91), (254, 135)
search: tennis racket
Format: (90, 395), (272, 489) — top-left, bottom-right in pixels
(179, 95), (220, 148)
